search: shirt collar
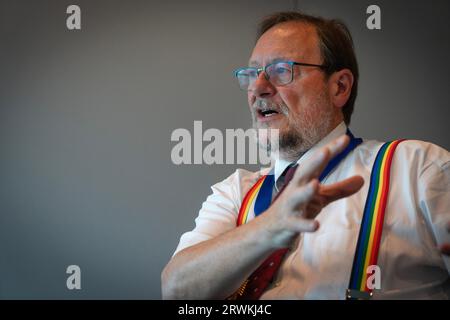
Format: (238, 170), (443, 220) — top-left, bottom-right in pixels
(273, 121), (347, 185)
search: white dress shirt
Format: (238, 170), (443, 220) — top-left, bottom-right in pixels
(174, 122), (450, 299)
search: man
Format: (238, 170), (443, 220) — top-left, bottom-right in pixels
(162, 11), (450, 299)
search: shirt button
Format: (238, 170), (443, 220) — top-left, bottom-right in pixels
(269, 262), (274, 267)
(254, 288), (258, 292)
(253, 276), (258, 281)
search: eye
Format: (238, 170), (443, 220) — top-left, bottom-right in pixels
(269, 62), (291, 76)
(274, 66), (290, 74)
(239, 69), (257, 78)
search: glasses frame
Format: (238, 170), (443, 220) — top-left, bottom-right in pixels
(234, 60), (329, 90)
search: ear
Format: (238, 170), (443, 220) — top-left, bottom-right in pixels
(328, 69), (354, 109)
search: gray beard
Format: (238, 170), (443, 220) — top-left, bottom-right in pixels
(251, 98), (335, 162)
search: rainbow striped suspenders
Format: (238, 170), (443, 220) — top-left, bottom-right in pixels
(346, 139), (405, 299)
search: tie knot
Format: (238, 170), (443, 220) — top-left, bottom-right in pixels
(284, 163), (298, 185)
(276, 163), (298, 190)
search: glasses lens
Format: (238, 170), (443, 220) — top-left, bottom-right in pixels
(236, 68), (257, 90)
(266, 62), (292, 86)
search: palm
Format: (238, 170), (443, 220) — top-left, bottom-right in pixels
(303, 176), (364, 218)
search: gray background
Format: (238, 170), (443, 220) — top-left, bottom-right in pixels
(0, 0), (448, 299)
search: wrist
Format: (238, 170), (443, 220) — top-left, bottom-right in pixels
(251, 211), (297, 249)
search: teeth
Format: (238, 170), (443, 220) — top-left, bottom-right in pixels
(261, 110), (278, 117)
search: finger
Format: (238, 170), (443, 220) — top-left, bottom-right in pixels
(292, 135), (350, 185)
(319, 176), (364, 204)
(303, 202), (324, 219)
(287, 179), (319, 211)
(325, 134), (351, 157)
(292, 219), (320, 233)
(439, 243), (450, 256)
(301, 194), (327, 216)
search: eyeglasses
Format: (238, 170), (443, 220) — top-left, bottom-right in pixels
(234, 60), (328, 91)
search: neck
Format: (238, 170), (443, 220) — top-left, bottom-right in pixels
(279, 150), (306, 163)
(278, 119), (346, 163)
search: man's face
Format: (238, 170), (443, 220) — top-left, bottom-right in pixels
(248, 22), (338, 160)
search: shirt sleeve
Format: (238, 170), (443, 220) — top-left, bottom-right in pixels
(417, 142), (450, 273)
(172, 169), (249, 256)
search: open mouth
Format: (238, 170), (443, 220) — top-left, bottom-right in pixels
(253, 100), (285, 123)
(259, 109), (279, 117)
(257, 107), (281, 119)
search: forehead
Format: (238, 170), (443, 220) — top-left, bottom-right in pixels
(249, 21), (321, 66)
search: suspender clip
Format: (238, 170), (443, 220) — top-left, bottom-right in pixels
(346, 289), (373, 300)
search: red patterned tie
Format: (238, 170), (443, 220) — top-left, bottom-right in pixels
(236, 164), (298, 300)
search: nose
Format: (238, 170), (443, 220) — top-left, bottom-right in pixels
(248, 71), (277, 99)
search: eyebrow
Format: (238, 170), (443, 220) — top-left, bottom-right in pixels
(248, 57), (293, 67)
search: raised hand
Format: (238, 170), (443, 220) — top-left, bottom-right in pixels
(261, 135), (364, 248)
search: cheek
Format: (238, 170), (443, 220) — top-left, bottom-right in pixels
(280, 80), (328, 114)
(278, 89), (302, 115)
(247, 93), (255, 108)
